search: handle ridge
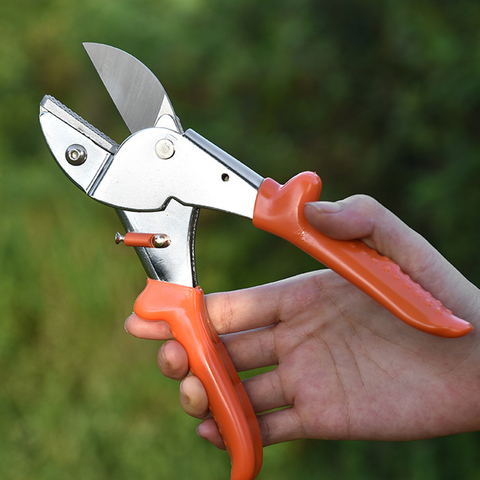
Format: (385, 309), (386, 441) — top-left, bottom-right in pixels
(134, 279), (263, 480)
(253, 173), (472, 338)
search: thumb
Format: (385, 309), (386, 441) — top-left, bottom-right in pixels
(304, 194), (422, 262)
(304, 195), (479, 321)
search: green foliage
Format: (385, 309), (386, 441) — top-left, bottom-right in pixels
(1, 0), (479, 478)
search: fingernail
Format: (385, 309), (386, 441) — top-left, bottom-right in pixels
(196, 425), (206, 440)
(158, 344), (172, 369)
(124, 313), (134, 333)
(180, 383), (190, 405)
(306, 201), (343, 213)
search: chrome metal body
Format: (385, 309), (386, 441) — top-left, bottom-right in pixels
(92, 126), (260, 216)
(40, 101), (261, 217)
(39, 43), (265, 287)
(117, 206), (198, 287)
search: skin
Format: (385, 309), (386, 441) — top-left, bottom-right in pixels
(125, 195), (480, 449)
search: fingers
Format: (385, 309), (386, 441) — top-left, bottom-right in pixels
(158, 340), (189, 380)
(196, 418), (226, 450)
(125, 280), (290, 340)
(125, 313), (173, 340)
(196, 370), (297, 449)
(157, 327), (281, 420)
(126, 277), (296, 343)
(242, 368), (288, 414)
(157, 325), (279, 377)
(130, 313), (278, 381)
(205, 284), (286, 335)
(176, 365), (291, 425)
(164, 353), (294, 450)
(157, 337), (293, 441)
(197, 406), (310, 448)
(221, 326), (277, 372)
(180, 374), (210, 420)
(129, 312), (287, 423)
(256, 408), (305, 446)
(126, 255), (323, 343)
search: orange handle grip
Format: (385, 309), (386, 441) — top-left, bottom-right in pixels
(134, 279), (263, 480)
(253, 172), (473, 338)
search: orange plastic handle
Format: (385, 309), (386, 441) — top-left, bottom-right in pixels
(253, 172), (473, 338)
(134, 279), (263, 480)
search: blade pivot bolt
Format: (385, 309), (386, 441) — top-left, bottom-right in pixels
(155, 138), (175, 159)
(65, 144), (87, 165)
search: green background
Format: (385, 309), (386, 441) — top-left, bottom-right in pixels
(1, 0), (480, 478)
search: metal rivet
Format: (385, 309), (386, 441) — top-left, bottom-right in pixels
(222, 173), (230, 182)
(65, 144), (87, 165)
(154, 234), (171, 248)
(115, 232), (125, 244)
(155, 138), (175, 159)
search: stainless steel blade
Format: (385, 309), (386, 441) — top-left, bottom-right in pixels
(83, 42), (182, 134)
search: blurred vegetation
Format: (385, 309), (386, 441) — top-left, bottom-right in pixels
(1, 0), (480, 478)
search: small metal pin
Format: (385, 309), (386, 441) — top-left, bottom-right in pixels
(115, 232), (171, 248)
(115, 232), (125, 244)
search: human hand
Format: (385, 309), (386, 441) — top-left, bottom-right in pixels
(125, 195), (480, 448)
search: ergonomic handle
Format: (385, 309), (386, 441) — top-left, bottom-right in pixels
(253, 172), (473, 338)
(134, 279), (263, 480)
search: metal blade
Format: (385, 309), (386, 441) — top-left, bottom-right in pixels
(83, 42), (182, 133)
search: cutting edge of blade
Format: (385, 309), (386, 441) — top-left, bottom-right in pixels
(82, 42), (181, 133)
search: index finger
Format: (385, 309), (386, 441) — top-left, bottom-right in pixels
(125, 314), (174, 340)
(205, 271), (320, 335)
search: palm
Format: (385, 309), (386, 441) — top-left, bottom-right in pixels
(215, 270), (479, 445)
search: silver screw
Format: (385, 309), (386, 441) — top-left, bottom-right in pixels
(65, 144), (87, 165)
(155, 138), (175, 159)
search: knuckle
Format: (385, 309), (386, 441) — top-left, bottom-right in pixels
(346, 194), (379, 214)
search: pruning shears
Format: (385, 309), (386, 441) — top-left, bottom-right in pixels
(39, 44), (472, 480)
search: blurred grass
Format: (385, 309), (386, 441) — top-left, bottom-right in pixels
(1, 0), (480, 478)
